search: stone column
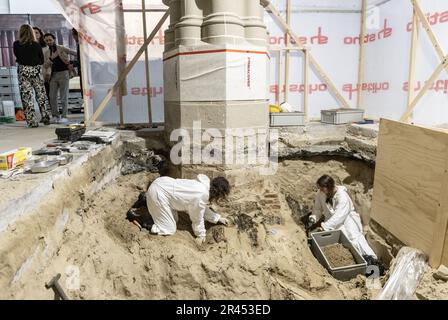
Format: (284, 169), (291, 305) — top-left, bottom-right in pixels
(175, 0), (204, 46)
(243, 0), (268, 46)
(202, 0), (246, 45)
(162, 0), (182, 51)
(163, 0), (270, 183)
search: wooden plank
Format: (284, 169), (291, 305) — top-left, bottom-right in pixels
(372, 119), (448, 266)
(412, 0), (448, 75)
(142, 0), (153, 127)
(403, 10), (419, 123)
(356, 0), (367, 109)
(304, 48), (309, 120)
(430, 159), (448, 266)
(89, 10), (169, 124)
(443, 214), (448, 265)
(79, 42), (90, 125)
(276, 51), (282, 105)
(400, 54), (448, 122)
(117, 89), (124, 126)
(263, 0), (350, 109)
(284, 0), (291, 103)
(115, 1), (127, 126)
(269, 47), (302, 51)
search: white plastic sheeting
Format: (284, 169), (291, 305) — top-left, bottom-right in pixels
(51, 0), (168, 124)
(376, 247), (428, 300)
(364, 0), (448, 126)
(49, 0), (448, 125)
(266, 4), (361, 117)
(163, 47), (269, 102)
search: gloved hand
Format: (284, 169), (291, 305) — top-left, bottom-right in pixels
(195, 236), (206, 245)
(218, 217), (230, 226)
(308, 215), (317, 225)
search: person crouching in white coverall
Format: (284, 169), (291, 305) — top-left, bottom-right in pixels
(309, 174), (377, 259)
(146, 174), (230, 245)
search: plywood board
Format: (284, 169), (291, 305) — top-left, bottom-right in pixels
(434, 164), (448, 266)
(371, 119), (448, 266)
(443, 218), (448, 264)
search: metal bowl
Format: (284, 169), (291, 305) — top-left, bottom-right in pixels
(56, 154), (73, 165)
(30, 160), (60, 173)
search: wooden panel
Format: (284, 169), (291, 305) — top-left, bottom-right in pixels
(443, 217), (448, 265)
(434, 164), (448, 266)
(371, 119), (448, 266)
(404, 9), (419, 123)
(356, 0), (367, 109)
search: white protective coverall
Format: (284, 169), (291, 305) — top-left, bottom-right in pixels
(310, 186), (377, 258)
(146, 174), (221, 238)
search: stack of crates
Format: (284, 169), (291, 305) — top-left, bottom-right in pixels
(0, 66), (21, 110)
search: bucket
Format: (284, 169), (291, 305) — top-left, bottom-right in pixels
(2, 101), (15, 117)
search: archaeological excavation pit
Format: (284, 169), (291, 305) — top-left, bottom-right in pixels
(0, 131), (406, 300)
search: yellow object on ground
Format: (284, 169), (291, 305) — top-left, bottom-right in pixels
(269, 104), (282, 113)
(0, 147), (32, 170)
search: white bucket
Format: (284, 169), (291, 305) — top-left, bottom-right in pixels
(2, 101), (15, 117)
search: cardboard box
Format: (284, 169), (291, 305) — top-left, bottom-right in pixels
(0, 147), (32, 170)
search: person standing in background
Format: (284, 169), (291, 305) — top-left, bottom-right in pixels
(71, 28), (83, 98)
(33, 27), (51, 100)
(44, 33), (77, 124)
(13, 24), (50, 127)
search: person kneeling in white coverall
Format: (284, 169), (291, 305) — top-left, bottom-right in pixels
(309, 174), (377, 259)
(146, 174), (230, 245)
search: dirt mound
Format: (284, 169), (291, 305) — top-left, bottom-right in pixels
(3, 169), (375, 300)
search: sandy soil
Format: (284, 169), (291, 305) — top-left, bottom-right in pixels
(3, 168), (374, 300)
(2, 153), (447, 300)
(322, 244), (356, 268)
(416, 271), (448, 299)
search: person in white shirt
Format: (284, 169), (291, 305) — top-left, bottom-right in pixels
(146, 174), (230, 245)
(309, 174), (377, 258)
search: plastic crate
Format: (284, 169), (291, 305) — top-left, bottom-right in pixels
(0, 116), (15, 123)
(321, 109), (364, 125)
(270, 112), (305, 127)
(0, 76), (13, 85)
(0, 85), (19, 94)
(0, 67), (17, 77)
(0, 67), (10, 77)
(310, 230), (367, 281)
(2, 101), (15, 117)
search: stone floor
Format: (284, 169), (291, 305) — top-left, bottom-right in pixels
(0, 113), (84, 153)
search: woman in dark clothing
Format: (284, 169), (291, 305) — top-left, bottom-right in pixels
(13, 24), (50, 127)
(33, 26), (51, 100)
(32, 27), (46, 47)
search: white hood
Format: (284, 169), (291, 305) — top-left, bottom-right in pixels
(196, 174), (210, 190)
